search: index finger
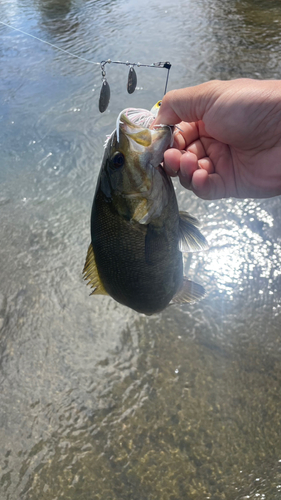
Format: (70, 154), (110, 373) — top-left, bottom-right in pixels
(173, 121), (199, 149)
(154, 83), (216, 125)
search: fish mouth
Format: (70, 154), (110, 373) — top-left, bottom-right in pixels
(116, 108), (173, 156)
(116, 108), (155, 142)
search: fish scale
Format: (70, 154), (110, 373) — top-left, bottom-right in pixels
(90, 177), (182, 314)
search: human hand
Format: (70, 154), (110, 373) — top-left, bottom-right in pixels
(154, 79), (281, 199)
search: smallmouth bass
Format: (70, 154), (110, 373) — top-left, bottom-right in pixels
(83, 107), (208, 315)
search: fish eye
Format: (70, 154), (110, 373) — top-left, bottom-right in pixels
(111, 152), (125, 169)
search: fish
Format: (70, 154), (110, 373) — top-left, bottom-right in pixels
(83, 106), (208, 315)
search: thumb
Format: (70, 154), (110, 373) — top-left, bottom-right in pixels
(154, 82), (217, 125)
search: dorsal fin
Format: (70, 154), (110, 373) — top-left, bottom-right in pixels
(171, 277), (205, 304)
(178, 211), (208, 252)
(83, 243), (108, 295)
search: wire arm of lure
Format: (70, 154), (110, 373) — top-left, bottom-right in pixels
(98, 60), (172, 112)
(163, 63), (171, 95)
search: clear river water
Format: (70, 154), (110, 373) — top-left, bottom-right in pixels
(1, 0), (281, 499)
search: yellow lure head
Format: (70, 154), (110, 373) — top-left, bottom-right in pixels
(150, 100), (162, 118)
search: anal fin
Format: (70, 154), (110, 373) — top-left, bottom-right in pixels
(171, 277), (205, 304)
(83, 243), (108, 295)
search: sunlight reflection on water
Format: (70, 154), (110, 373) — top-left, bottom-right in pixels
(187, 199), (280, 300)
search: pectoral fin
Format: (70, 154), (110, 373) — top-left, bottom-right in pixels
(179, 211), (208, 252)
(171, 277), (205, 304)
(83, 243), (108, 295)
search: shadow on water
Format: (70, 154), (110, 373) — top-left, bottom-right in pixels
(1, 0), (281, 499)
(34, 0), (73, 16)
(33, 0), (80, 39)
(197, 0), (281, 79)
